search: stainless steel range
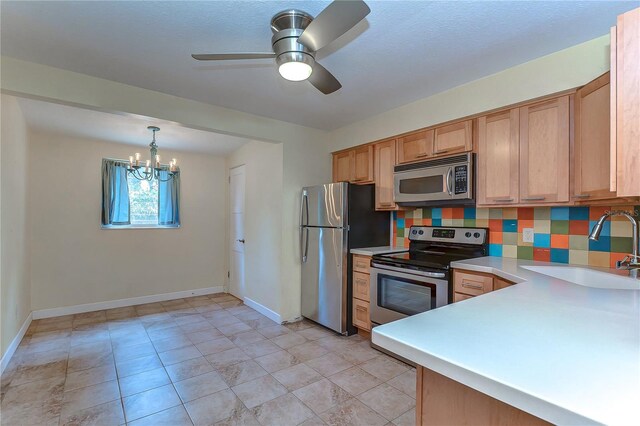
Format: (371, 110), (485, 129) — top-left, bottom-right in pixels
(370, 226), (488, 327)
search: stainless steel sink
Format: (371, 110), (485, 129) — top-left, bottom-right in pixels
(522, 265), (640, 290)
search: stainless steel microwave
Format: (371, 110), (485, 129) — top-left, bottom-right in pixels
(393, 153), (474, 206)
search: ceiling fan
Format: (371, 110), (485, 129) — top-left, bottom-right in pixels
(192, 0), (370, 94)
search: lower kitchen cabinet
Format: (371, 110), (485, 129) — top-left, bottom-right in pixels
(352, 254), (372, 332)
(352, 298), (371, 331)
(453, 269), (514, 302)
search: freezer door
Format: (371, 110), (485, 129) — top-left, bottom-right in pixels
(302, 183), (346, 228)
(301, 226), (347, 333)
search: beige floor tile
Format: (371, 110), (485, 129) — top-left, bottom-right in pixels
(122, 383), (181, 422)
(254, 350), (301, 373)
(2, 376), (65, 406)
(319, 398), (387, 426)
(116, 353), (162, 378)
(112, 341), (156, 363)
(180, 319), (217, 334)
(61, 380), (120, 417)
(357, 383), (415, 421)
(205, 347), (251, 369)
(184, 389), (245, 425)
(174, 370), (229, 403)
(158, 345), (202, 366)
(219, 300), (243, 308)
(153, 334), (193, 353)
(231, 375), (287, 409)
(328, 366), (382, 396)
(392, 408), (415, 426)
(315, 335), (358, 352)
(243, 317), (279, 330)
(284, 320), (315, 331)
(386, 369), (416, 398)
(128, 405), (193, 426)
(195, 336), (236, 356)
(296, 326), (335, 341)
(240, 340), (281, 358)
(217, 321), (253, 336)
(298, 415), (326, 426)
(293, 378), (351, 415)
(305, 353), (353, 377)
(147, 325), (185, 342)
(272, 363), (323, 391)
(165, 356), (215, 382)
(10, 360), (68, 387)
(64, 363), (117, 392)
(251, 393), (315, 425)
(271, 332), (307, 349)
(173, 313), (207, 327)
(110, 331), (151, 349)
(257, 325), (291, 339)
(0, 396), (62, 425)
(68, 351), (114, 374)
(16, 347), (69, 368)
(359, 356), (409, 381)
(229, 330), (265, 347)
(335, 342), (380, 365)
(119, 367), (171, 397)
(186, 328), (223, 344)
(286, 342), (329, 363)
(105, 306), (137, 321)
(214, 404), (260, 426)
(218, 360), (268, 387)
(59, 399), (124, 426)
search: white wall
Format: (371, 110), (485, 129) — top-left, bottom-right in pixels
(228, 141), (284, 317)
(327, 35), (611, 151)
(1, 95), (31, 357)
(28, 132), (228, 311)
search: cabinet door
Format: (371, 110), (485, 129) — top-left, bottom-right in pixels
(353, 145), (374, 184)
(433, 120), (473, 156)
(352, 299), (370, 331)
(332, 150), (354, 183)
(612, 8), (640, 196)
(574, 73), (616, 201)
(477, 109), (519, 206)
(397, 130), (434, 164)
(519, 96), (570, 204)
(374, 139), (398, 210)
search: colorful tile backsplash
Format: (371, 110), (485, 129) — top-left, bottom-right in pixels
(393, 205), (640, 268)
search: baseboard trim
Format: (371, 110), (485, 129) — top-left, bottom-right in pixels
(32, 286), (225, 320)
(1, 312), (33, 375)
(243, 297), (282, 324)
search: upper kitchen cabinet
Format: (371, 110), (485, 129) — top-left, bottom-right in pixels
(353, 145), (374, 184)
(611, 8), (640, 197)
(332, 150), (354, 183)
(519, 96), (570, 204)
(477, 109), (519, 205)
(374, 139), (400, 210)
(433, 120), (473, 156)
(574, 73), (617, 201)
(397, 130), (434, 164)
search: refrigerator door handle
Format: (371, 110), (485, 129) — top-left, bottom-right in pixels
(301, 227), (309, 263)
(300, 190), (309, 228)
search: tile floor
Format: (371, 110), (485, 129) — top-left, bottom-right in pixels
(0, 293), (416, 425)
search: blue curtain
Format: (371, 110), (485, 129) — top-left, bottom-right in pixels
(101, 159), (130, 225)
(158, 169), (180, 226)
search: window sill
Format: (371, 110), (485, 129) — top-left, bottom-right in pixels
(101, 224), (180, 230)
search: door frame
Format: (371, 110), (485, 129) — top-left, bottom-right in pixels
(228, 165), (246, 299)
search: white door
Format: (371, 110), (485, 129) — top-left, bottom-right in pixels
(229, 165), (246, 299)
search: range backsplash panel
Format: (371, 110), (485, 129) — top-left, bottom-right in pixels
(393, 205), (640, 268)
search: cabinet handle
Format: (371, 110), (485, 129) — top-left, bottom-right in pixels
(521, 196), (546, 201)
(461, 281), (483, 290)
(356, 306), (367, 312)
(493, 198), (514, 203)
(356, 262), (367, 268)
(379, 202), (393, 207)
(353, 178), (366, 182)
(415, 153), (429, 158)
(433, 149), (449, 155)
(572, 194), (591, 199)
(356, 279), (367, 285)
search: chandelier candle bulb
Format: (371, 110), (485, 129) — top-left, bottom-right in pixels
(145, 159), (150, 171)
(135, 152), (141, 166)
(155, 155), (160, 169)
(129, 156), (134, 168)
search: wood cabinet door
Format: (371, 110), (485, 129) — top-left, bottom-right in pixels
(397, 130), (434, 164)
(433, 120), (473, 156)
(332, 150), (354, 183)
(613, 8), (640, 196)
(477, 109), (519, 206)
(374, 139), (398, 210)
(574, 73), (616, 201)
(352, 299), (371, 331)
(519, 96), (570, 204)
(353, 145), (374, 184)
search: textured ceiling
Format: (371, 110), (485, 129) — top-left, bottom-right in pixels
(17, 97), (251, 156)
(2, 1), (636, 130)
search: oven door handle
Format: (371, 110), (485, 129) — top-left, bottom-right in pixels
(371, 262), (446, 279)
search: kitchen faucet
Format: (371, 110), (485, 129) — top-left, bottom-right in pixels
(589, 210), (640, 278)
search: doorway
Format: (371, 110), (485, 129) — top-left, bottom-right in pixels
(229, 165), (246, 299)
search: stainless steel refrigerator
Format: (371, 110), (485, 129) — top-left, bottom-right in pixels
(300, 183), (390, 335)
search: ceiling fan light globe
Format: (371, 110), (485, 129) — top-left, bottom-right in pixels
(278, 61), (313, 81)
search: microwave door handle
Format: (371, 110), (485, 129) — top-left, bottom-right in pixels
(446, 167), (453, 196)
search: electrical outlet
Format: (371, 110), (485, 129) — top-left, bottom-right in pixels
(523, 228), (534, 243)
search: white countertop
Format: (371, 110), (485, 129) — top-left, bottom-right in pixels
(372, 256), (640, 426)
(350, 246), (407, 256)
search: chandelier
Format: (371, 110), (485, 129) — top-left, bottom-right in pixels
(128, 126), (179, 182)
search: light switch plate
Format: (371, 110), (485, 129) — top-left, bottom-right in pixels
(523, 228), (534, 243)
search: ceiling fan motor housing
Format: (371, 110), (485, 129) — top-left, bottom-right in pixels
(271, 10), (316, 67)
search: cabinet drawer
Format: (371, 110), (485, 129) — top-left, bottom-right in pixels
(352, 254), (371, 274)
(454, 271), (494, 296)
(454, 292), (473, 303)
(352, 299), (370, 331)
(353, 271), (370, 301)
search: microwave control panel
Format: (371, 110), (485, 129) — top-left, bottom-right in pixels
(454, 165), (468, 194)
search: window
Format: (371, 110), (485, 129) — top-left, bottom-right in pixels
(101, 159), (180, 228)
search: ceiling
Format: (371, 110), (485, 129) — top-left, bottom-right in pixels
(2, 1), (637, 131)
(17, 97), (251, 155)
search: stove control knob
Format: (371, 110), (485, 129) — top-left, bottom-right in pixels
(412, 230), (417, 235)
(473, 232), (481, 239)
(418, 230), (424, 235)
(465, 232), (472, 238)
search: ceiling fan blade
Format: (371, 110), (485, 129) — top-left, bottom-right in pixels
(297, 0), (370, 51)
(192, 53), (275, 61)
(308, 62), (342, 94)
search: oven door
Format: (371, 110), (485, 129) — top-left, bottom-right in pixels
(370, 264), (449, 325)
